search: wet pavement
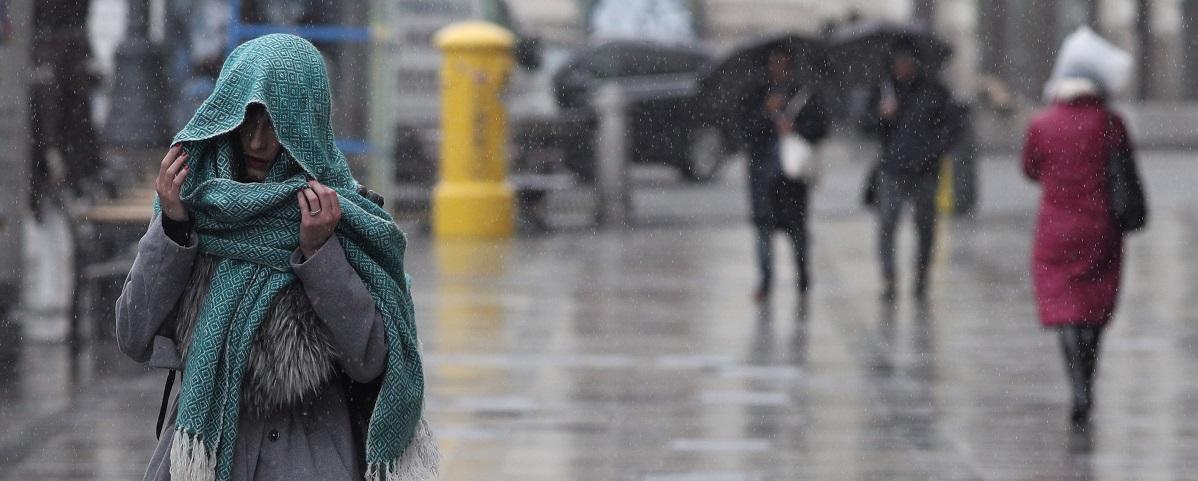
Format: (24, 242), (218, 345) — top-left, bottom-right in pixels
(4, 146), (1198, 480)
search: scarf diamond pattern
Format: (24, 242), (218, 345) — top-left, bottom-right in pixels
(164, 34), (424, 481)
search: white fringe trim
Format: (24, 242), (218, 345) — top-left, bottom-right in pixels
(365, 418), (441, 481)
(169, 430), (217, 481)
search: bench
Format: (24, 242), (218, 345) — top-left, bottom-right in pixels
(68, 188), (153, 345)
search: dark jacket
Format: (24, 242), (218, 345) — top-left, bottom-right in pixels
(739, 79), (830, 228)
(739, 79), (830, 159)
(865, 77), (957, 176)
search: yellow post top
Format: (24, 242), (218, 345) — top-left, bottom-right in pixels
(434, 21), (515, 51)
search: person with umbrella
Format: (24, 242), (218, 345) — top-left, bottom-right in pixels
(862, 39), (957, 303)
(737, 45), (829, 304)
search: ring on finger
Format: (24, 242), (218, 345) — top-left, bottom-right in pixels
(308, 208), (322, 216)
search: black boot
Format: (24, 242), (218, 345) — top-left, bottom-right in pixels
(1059, 327), (1091, 427)
(1074, 326), (1105, 427)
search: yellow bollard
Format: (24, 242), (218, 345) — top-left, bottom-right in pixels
(937, 156), (955, 216)
(432, 21), (516, 239)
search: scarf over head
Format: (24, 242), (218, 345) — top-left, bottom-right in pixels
(164, 34), (428, 481)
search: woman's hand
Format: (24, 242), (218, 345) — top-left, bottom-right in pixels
(775, 117), (794, 134)
(879, 97), (898, 119)
(765, 93), (785, 115)
(156, 144), (190, 222)
(297, 180), (342, 259)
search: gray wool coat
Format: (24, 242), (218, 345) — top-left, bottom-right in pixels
(116, 215), (388, 481)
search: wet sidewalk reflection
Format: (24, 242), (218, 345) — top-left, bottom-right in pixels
(4, 154), (1198, 480)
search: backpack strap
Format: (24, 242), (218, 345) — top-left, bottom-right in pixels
(155, 370), (176, 440)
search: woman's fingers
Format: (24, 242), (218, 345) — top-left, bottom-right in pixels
(322, 185), (342, 222)
(160, 146), (183, 182)
(172, 163), (189, 189)
(302, 184), (321, 214)
(297, 191), (312, 223)
(158, 148), (188, 200)
(160, 144), (181, 170)
(165, 151), (187, 182)
(317, 185), (337, 215)
(157, 148), (175, 186)
(329, 188), (341, 218)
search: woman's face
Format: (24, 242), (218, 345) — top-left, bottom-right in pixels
(237, 104), (282, 182)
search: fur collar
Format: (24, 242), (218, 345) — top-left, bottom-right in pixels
(1049, 77), (1102, 103)
(173, 254), (338, 414)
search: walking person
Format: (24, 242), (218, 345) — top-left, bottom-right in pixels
(741, 47), (829, 303)
(115, 35), (437, 481)
(1023, 62), (1140, 427)
(864, 41), (956, 302)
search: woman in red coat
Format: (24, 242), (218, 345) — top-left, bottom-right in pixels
(1022, 72), (1129, 427)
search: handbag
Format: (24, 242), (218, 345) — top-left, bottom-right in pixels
(1105, 116), (1147, 233)
(779, 133), (819, 182)
(777, 89), (820, 183)
(861, 161), (881, 207)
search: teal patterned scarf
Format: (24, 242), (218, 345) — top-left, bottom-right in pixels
(164, 34), (433, 481)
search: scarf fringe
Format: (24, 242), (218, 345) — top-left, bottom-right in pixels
(366, 418), (440, 481)
(169, 430), (217, 481)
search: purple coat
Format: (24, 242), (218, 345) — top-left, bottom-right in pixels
(1022, 96), (1126, 327)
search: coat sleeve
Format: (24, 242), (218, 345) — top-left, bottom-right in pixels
(924, 85), (959, 160)
(291, 238), (387, 383)
(794, 91), (830, 144)
(1022, 120), (1043, 181)
(736, 82), (773, 147)
(115, 214), (199, 363)
(856, 85), (891, 136)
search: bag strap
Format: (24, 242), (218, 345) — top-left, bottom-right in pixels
(1104, 111), (1128, 161)
(155, 370), (176, 440)
(782, 88), (812, 118)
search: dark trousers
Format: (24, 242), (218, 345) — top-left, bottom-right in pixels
(756, 223), (809, 293)
(1058, 325), (1105, 417)
(876, 171), (938, 292)
(748, 142), (810, 293)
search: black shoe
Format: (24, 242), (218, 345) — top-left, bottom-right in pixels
(880, 286), (896, 303)
(753, 287), (771, 304)
(913, 279), (928, 301)
(796, 290), (810, 318)
(1069, 406), (1090, 428)
(1070, 397), (1092, 428)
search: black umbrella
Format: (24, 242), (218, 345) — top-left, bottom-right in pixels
(697, 33), (829, 129)
(829, 23), (952, 87)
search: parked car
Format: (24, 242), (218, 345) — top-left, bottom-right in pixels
(540, 40), (735, 182)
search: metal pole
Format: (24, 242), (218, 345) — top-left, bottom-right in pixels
(368, 0), (398, 206)
(593, 83), (630, 228)
(913, 0), (936, 29)
(1136, 0), (1153, 100)
(0, 0), (32, 325)
(977, 0), (1008, 78)
(228, 0), (244, 52)
(1184, 0), (1198, 98)
(105, 0), (168, 148)
(1086, 0), (1102, 32)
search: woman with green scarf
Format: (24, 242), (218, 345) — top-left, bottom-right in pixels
(115, 34), (437, 481)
